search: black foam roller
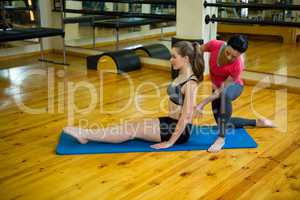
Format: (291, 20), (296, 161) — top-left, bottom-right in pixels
(135, 43), (171, 60)
(87, 49), (141, 73)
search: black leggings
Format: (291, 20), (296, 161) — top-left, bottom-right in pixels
(212, 83), (256, 137)
(159, 117), (191, 144)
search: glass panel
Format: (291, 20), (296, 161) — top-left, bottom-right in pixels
(216, 0), (300, 78)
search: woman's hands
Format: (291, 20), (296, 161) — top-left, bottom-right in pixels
(194, 89), (220, 118)
(150, 141), (173, 149)
(194, 103), (205, 118)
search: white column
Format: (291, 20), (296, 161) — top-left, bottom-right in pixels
(141, 4), (151, 32)
(176, 0), (217, 43)
(175, 0), (217, 75)
(65, 1), (82, 41)
(38, 0), (63, 50)
(106, 3), (114, 11)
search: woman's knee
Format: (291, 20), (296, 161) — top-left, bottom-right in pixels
(223, 85), (243, 100)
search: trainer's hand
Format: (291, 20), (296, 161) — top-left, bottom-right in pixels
(151, 142), (173, 149)
(194, 103), (205, 118)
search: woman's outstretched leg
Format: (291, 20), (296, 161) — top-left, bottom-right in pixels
(229, 117), (276, 128)
(63, 118), (162, 144)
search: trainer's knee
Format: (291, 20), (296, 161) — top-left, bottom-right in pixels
(223, 84), (243, 100)
(222, 90), (235, 101)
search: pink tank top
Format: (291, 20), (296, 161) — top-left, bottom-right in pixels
(205, 39), (244, 88)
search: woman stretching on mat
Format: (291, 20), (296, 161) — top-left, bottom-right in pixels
(64, 41), (204, 149)
(195, 35), (275, 153)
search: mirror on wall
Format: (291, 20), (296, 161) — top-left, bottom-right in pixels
(0, 0), (39, 49)
(216, 0), (300, 79)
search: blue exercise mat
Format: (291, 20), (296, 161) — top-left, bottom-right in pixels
(56, 126), (257, 155)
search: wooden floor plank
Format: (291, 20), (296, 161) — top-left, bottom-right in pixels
(238, 148), (300, 200)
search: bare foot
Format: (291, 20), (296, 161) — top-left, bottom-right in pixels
(208, 137), (225, 153)
(256, 118), (276, 128)
(63, 126), (89, 144)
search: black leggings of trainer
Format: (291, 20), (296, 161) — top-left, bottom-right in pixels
(212, 83), (256, 137)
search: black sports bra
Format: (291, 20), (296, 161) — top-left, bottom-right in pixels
(167, 75), (198, 106)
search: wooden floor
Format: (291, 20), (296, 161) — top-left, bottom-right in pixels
(1, 53), (300, 200)
(245, 39), (300, 78)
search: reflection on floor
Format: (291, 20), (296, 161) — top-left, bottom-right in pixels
(245, 39), (300, 78)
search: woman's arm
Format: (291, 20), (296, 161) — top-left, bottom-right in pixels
(200, 43), (210, 52)
(197, 89), (220, 109)
(200, 39), (220, 52)
(151, 81), (198, 149)
(196, 76), (234, 110)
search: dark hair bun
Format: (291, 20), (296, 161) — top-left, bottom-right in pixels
(227, 35), (248, 53)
